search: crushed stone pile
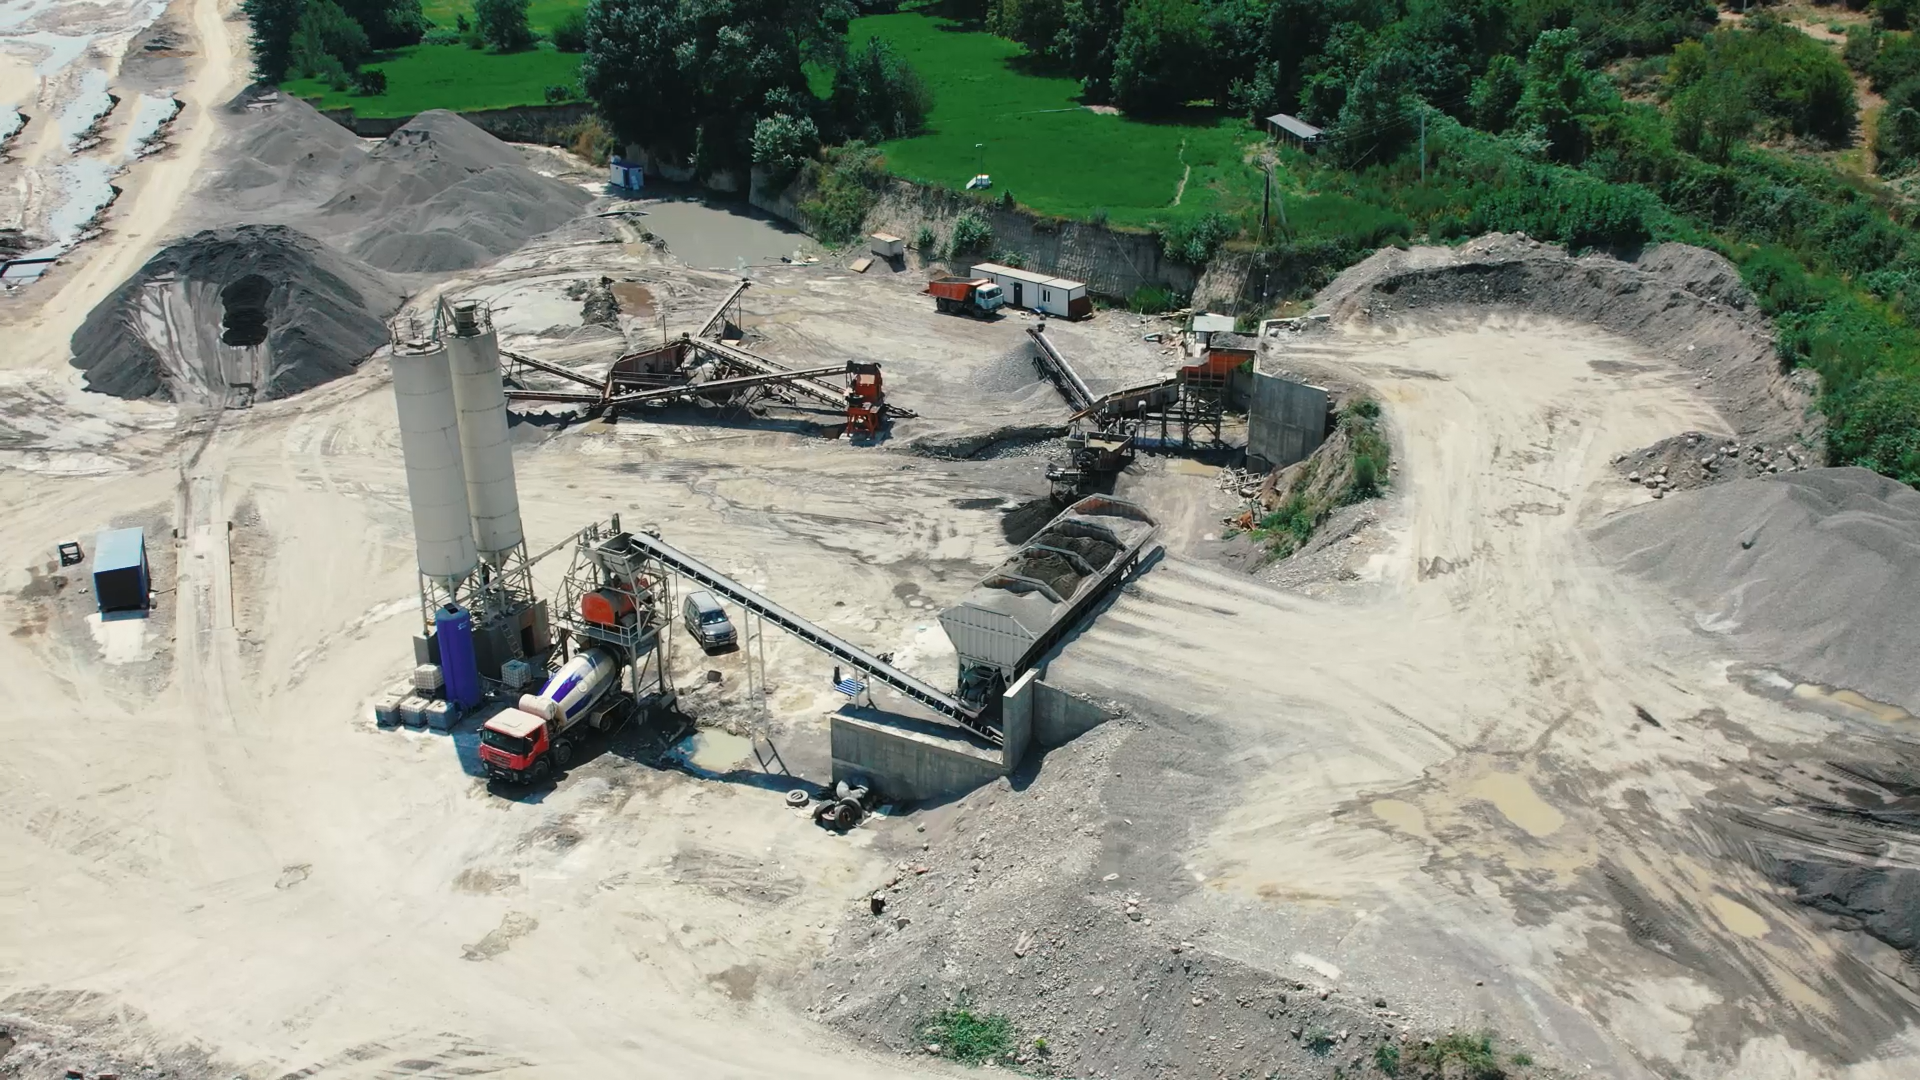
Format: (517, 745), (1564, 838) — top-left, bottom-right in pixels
(1613, 429), (1816, 496)
(205, 92), (592, 273)
(1591, 467), (1920, 711)
(1317, 235), (1817, 453)
(320, 111), (592, 273)
(71, 223), (403, 403)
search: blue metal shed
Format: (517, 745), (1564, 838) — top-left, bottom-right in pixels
(92, 527), (149, 612)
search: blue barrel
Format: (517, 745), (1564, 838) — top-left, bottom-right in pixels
(434, 603), (482, 710)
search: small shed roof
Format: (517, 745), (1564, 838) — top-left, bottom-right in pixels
(869, 232), (902, 244)
(972, 262), (1085, 291)
(93, 527), (145, 573)
(1191, 313), (1237, 334)
(1266, 113), (1323, 141)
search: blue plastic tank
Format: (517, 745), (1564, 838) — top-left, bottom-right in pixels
(434, 603), (482, 710)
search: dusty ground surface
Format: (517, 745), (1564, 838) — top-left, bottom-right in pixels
(1, 10), (1917, 1077)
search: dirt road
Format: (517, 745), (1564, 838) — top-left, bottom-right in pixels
(2, 0), (241, 371)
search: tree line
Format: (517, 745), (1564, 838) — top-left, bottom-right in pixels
(243, 0), (576, 92)
(581, 0), (931, 180)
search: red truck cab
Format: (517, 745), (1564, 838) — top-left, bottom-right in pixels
(479, 710), (560, 783)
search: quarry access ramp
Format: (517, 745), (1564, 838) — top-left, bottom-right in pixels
(629, 531), (999, 744)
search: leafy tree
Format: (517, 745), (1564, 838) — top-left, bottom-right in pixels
(832, 37), (934, 140)
(1061, 0), (1129, 101)
(242, 0), (305, 81)
(1471, 53), (1524, 132)
(1876, 77), (1920, 172)
(1326, 47), (1417, 167)
(1160, 210), (1234, 263)
(353, 67), (388, 94)
(584, 0), (852, 177)
(473, 0), (535, 51)
(338, 0), (426, 48)
(1110, 0), (1210, 114)
(988, 0), (1068, 62)
(1517, 27), (1614, 163)
(949, 209), (994, 255)
(753, 112), (821, 185)
(289, 0), (370, 81)
(551, 10), (588, 51)
(1870, 30), (1920, 91)
(1667, 22), (1855, 148)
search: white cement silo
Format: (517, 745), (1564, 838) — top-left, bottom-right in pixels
(443, 300), (525, 562)
(390, 340), (479, 585)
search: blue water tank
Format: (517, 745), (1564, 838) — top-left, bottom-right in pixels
(434, 603), (482, 710)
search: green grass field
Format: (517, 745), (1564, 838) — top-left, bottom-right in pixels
(281, 43), (582, 117)
(848, 11), (1265, 230)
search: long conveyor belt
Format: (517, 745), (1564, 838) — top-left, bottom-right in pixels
(627, 531), (999, 744)
(1027, 327), (1096, 414)
(687, 337), (850, 410)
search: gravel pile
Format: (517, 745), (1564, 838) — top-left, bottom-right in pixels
(1591, 467), (1920, 711)
(1317, 234), (1818, 452)
(802, 723), (1551, 1079)
(205, 91), (592, 274)
(1613, 430), (1816, 496)
(71, 224), (402, 403)
(321, 111), (593, 273)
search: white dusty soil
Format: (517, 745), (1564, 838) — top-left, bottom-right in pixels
(0, 9), (1917, 1078)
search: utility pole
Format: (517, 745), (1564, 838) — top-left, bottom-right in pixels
(1419, 106), (1427, 184)
(1261, 166), (1271, 240)
(975, 142), (985, 176)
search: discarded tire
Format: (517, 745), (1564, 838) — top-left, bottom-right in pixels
(785, 789), (810, 809)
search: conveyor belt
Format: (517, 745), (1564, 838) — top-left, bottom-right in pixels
(1027, 327), (1095, 414)
(687, 337), (849, 410)
(501, 348), (607, 392)
(698, 279), (751, 341)
(603, 364), (847, 407)
(627, 531), (998, 743)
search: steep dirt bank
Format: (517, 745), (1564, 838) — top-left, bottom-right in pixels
(1314, 235), (1819, 454)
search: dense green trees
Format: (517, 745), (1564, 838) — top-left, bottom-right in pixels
(473, 0), (536, 51)
(242, 0), (424, 82)
(582, 0), (930, 175)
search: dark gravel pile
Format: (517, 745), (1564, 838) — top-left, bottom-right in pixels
(1592, 466), (1920, 712)
(71, 223), (402, 402)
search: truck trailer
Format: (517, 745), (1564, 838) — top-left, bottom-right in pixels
(926, 277), (1005, 318)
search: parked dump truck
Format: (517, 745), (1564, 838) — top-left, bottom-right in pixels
(926, 277), (1005, 317)
(479, 648), (638, 783)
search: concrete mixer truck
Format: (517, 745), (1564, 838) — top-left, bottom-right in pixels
(478, 648), (629, 783)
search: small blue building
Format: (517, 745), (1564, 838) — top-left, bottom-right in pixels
(92, 527), (149, 613)
(609, 156), (644, 192)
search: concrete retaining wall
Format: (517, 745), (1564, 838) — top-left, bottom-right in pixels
(830, 709), (1005, 803)
(1033, 680), (1108, 748)
(829, 676), (1113, 804)
(1247, 372), (1331, 471)
(319, 102), (593, 145)
(748, 170), (1199, 301)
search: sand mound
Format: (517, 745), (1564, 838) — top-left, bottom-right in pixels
(72, 224), (403, 404)
(205, 95), (592, 273)
(1317, 234), (1816, 449)
(1592, 467), (1920, 710)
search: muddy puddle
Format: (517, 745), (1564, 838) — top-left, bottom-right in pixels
(1468, 772), (1565, 838)
(635, 198), (813, 270)
(1733, 664), (1915, 726)
(666, 728), (753, 773)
